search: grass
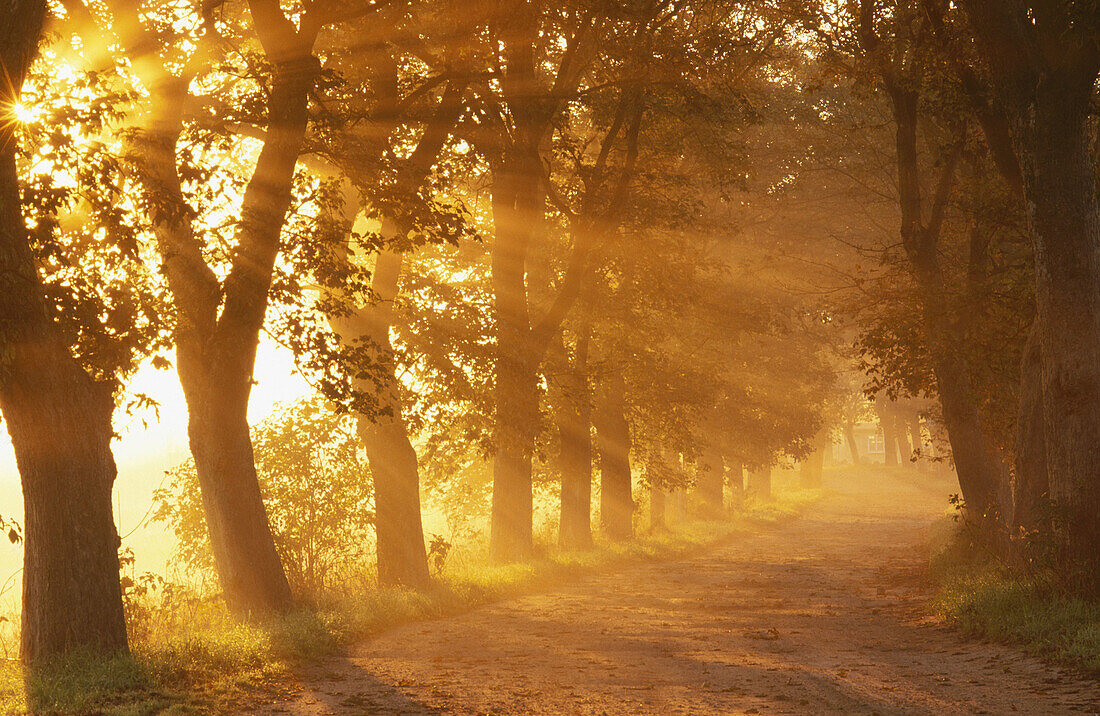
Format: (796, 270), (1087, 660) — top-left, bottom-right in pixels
(0, 486), (822, 715)
(928, 520), (1100, 675)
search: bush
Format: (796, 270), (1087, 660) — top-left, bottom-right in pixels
(153, 398), (375, 602)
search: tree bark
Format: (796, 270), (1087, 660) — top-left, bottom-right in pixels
(0, 0), (129, 662)
(1012, 324), (1048, 532)
(182, 385), (292, 615)
(552, 334), (593, 550)
(894, 414), (912, 463)
(746, 466), (771, 500)
(488, 150), (542, 563)
(322, 80), (465, 589)
(893, 89), (998, 513)
(594, 369), (633, 540)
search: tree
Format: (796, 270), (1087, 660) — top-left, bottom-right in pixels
(95, 0), (342, 616)
(155, 399), (373, 601)
(0, 0), (129, 661)
(852, 0), (1004, 521)
(959, 0), (1100, 585)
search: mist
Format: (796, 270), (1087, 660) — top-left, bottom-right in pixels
(0, 0), (1098, 713)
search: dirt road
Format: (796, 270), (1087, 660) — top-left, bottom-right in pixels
(259, 468), (1100, 715)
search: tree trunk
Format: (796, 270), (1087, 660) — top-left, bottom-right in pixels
(1013, 324), (1048, 532)
(0, 1), (129, 661)
(324, 204), (432, 590)
(2, 360), (129, 663)
(553, 334), (594, 551)
(180, 376), (293, 616)
(123, 32), (319, 615)
(358, 414), (430, 589)
(489, 152), (542, 563)
(964, 0), (1100, 589)
(361, 248), (430, 589)
(323, 81), (464, 588)
(878, 402), (899, 467)
(649, 485), (665, 530)
(844, 421), (862, 465)
(907, 412), (923, 461)
(875, 63), (1003, 520)
(894, 414), (912, 464)
(746, 466), (771, 500)
(1, 137), (129, 663)
(695, 444), (724, 512)
(594, 370), (633, 540)
(169, 54), (320, 617)
(1022, 92), (1100, 579)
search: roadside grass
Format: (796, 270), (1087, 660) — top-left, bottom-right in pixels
(0, 485), (822, 715)
(929, 520), (1100, 675)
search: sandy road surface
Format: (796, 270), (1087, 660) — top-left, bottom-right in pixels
(258, 469), (1100, 715)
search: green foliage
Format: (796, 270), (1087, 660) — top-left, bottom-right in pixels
(153, 398), (373, 601)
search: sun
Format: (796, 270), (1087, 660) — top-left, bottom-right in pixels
(7, 102), (36, 123)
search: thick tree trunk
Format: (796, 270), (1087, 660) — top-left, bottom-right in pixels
(359, 414), (430, 589)
(553, 336), (593, 551)
(875, 71), (1003, 520)
(122, 30), (319, 614)
(1022, 98), (1100, 578)
(746, 466), (771, 500)
(171, 56), (319, 617)
(323, 81), (464, 588)
(324, 204), (431, 590)
(1013, 324), (1048, 532)
(1, 139), (128, 663)
(180, 375), (293, 616)
(489, 153), (541, 563)
(963, 0), (1100, 588)
(5, 373), (129, 663)
(695, 444), (725, 512)
(0, 2), (129, 661)
(594, 370), (633, 540)
(926, 343), (1000, 516)
(359, 248), (430, 589)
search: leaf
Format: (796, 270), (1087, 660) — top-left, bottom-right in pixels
(7, 529), (20, 545)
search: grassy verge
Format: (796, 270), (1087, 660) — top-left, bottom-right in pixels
(0, 487), (822, 715)
(928, 520), (1100, 675)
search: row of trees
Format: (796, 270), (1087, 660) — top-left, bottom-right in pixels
(5, 0), (1095, 669)
(0, 0), (835, 663)
(809, 0), (1100, 583)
